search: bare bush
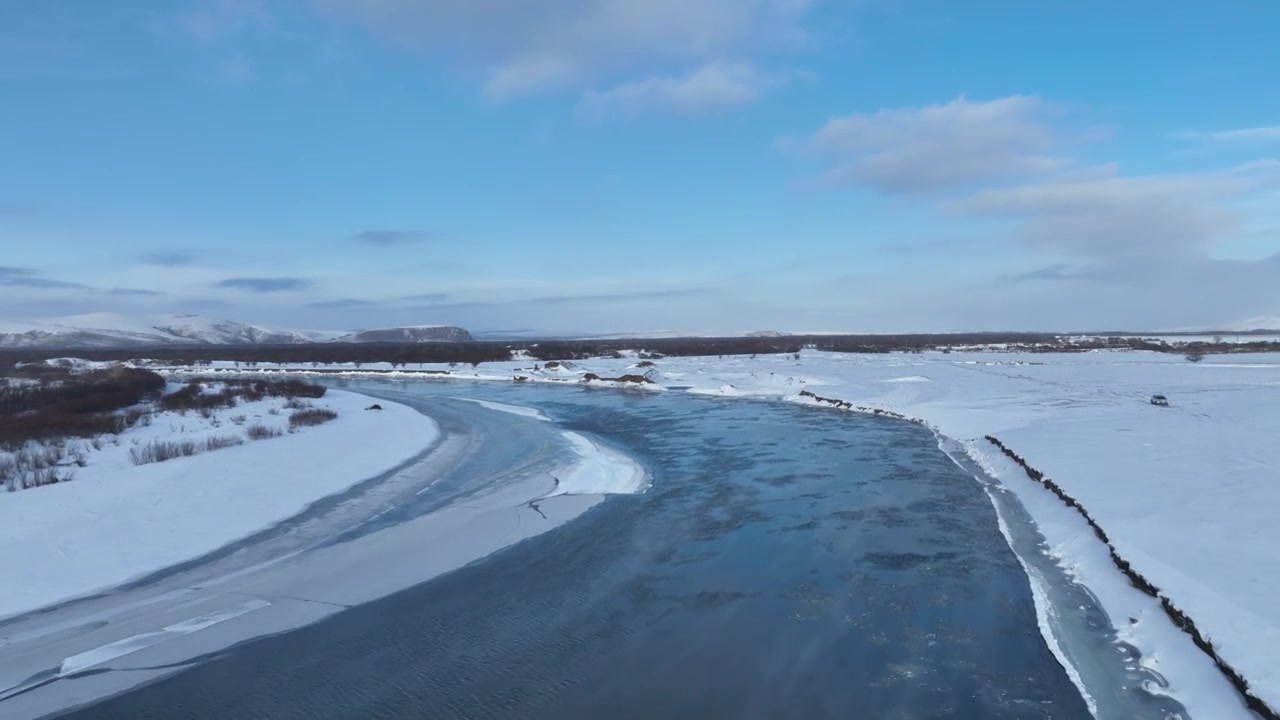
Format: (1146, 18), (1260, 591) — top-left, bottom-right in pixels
(263, 379), (326, 399)
(1186, 352), (1205, 363)
(245, 424), (283, 440)
(183, 377), (327, 402)
(202, 435), (244, 452)
(289, 408), (337, 428)
(28, 466), (72, 488)
(3, 459), (75, 490)
(159, 382), (239, 413)
(129, 439), (199, 466)
(15, 447), (49, 471)
(283, 397), (311, 410)
(42, 444), (65, 467)
(230, 414), (247, 425)
(0, 454), (15, 491)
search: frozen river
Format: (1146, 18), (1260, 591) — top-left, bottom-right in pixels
(7, 380), (1187, 718)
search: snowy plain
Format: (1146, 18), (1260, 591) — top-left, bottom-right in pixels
(0, 387), (438, 621)
(166, 349), (1280, 717)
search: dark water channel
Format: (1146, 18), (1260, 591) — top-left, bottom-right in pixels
(64, 381), (1185, 719)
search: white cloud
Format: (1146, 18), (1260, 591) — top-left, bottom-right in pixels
(577, 60), (783, 118)
(789, 94), (1280, 327)
(484, 55), (578, 101)
(216, 51), (254, 82)
(165, 0), (271, 43)
(143, 1), (271, 82)
(950, 161), (1280, 259)
(800, 95), (1280, 266)
(807, 95), (1069, 194)
(316, 0), (812, 103)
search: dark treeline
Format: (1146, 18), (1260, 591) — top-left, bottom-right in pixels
(158, 377), (327, 413)
(0, 366), (167, 448)
(1, 333), (1277, 368)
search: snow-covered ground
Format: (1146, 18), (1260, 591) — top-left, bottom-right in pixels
(164, 349), (1280, 716)
(0, 388), (438, 621)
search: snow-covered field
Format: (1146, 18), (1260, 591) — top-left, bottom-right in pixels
(0, 387), (438, 621)
(165, 349), (1280, 716)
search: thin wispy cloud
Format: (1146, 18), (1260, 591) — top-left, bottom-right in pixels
(577, 61), (787, 119)
(949, 161), (1280, 260)
(107, 287), (162, 296)
(526, 288), (716, 305)
(1005, 264), (1097, 284)
(175, 298), (237, 311)
(1186, 126), (1280, 144)
(318, 0), (814, 107)
(306, 294), (449, 309)
(217, 51), (254, 82)
(140, 251), (196, 267)
(215, 277), (314, 292)
(399, 292), (449, 303)
(352, 230), (432, 246)
(0, 266), (88, 289)
(417, 288), (716, 312)
(161, 0), (272, 43)
(306, 298), (377, 309)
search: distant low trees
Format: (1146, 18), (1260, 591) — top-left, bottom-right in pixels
(3, 332), (1280, 370)
(0, 368), (166, 448)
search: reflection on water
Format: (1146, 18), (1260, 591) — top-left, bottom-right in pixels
(68, 381), (1181, 719)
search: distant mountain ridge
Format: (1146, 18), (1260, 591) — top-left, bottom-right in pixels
(334, 326), (475, 343)
(1158, 317), (1280, 335)
(0, 314), (473, 349)
(1220, 316), (1280, 333)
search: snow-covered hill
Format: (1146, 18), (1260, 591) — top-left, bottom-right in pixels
(1220, 316), (1280, 333)
(334, 325), (474, 343)
(585, 330), (792, 340)
(0, 314), (341, 349)
(0, 314), (479, 349)
(152, 315), (338, 345)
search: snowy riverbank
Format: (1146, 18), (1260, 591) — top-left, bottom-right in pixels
(164, 350), (1280, 716)
(0, 388), (438, 621)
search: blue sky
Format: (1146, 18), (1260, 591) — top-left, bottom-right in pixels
(2, 0), (1278, 334)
